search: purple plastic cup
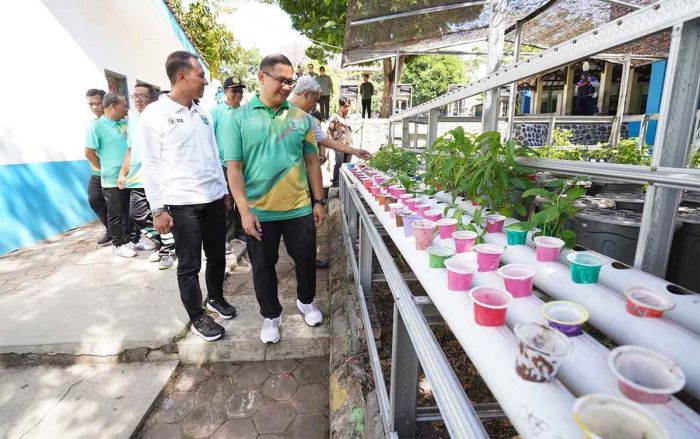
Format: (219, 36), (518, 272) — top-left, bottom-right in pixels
(485, 215), (506, 233)
(424, 208), (444, 222)
(402, 214), (423, 238)
(498, 264), (536, 298)
(452, 230), (478, 253)
(534, 236), (565, 262)
(437, 218), (458, 239)
(474, 244), (504, 272)
(444, 257), (477, 291)
(413, 220), (436, 250)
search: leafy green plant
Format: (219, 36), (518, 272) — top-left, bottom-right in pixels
(552, 128), (574, 146)
(422, 126), (479, 193)
(610, 138), (651, 166)
(368, 144), (418, 174)
(521, 178), (586, 247)
(690, 148), (700, 168)
(535, 146), (585, 161)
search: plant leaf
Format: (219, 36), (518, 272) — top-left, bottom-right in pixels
(522, 188), (551, 198)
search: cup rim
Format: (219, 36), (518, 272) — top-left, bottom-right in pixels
(567, 251), (604, 267)
(444, 256), (477, 274)
(485, 214), (506, 222)
(623, 287), (675, 312)
(607, 345), (686, 395)
(514, 323), (572, 357)
(468, 286), (513, 309)
(541, 300), (590, 325)
(473, 243), (504, 255)
(572, 394), (668, 439)
(452, 230), (478, 240)
(424, 208), (444, 217)
(498, 263), (536, 280)
(505, 223), (530, 233)
(427, 245), (456, 258)
(534, 236), (565, 248)
(437, 218), (458, 226)
(412, 220), (436, 230)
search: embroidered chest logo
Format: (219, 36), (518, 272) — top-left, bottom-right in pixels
(200, 115), (209, 125)
(167, 117), (185, 125)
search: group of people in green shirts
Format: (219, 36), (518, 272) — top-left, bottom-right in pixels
(83, 51), (371, 344)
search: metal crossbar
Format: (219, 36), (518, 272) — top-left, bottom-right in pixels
(338, 172), (489, 438)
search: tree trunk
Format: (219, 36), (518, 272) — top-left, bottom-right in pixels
(379, 56), (405, 118)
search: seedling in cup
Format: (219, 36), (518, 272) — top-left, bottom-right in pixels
(573, 394), (669, 439)
(514, 323), (572, 383)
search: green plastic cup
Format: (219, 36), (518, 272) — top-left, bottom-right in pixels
(567, 252), (604, 284)
(428, 246), (456, 268)
(505, 224), (529, 245)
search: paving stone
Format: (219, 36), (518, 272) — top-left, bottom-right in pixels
(174, 368), (209, 392)
(291, 413), (330, 439)
(211, 419), (258, 439)
(193, 378), (218, 405)
(258, 435), (292, 439)
(291, 383), (329, 413)
(266, 359), (299, 374)
(262, 373), (298, 401)
(140, 423), (182, 439)
(252, 401), (296, 435)
(293, 358), (329, 384)
(234, 362), (271, 388)
(225, 389), (264, 418)
(181, 403), (227, 438)
(155, 392), (195, 424)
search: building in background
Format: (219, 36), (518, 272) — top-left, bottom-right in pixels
(0, 0), (208, 255)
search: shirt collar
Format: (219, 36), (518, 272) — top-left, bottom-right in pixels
(251, 94), (290, 113)
(163, 94), (201, 114)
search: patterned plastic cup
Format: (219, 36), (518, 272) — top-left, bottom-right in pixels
(534, 236), (565, 262)
(402, 214), (423, 237)
(485, 214), (506, 233)
(567, 252), (604, 284)
(424, 208), (444, 222)
(469, 286), (513, 326)
(436, 218), (458, 239)
(452, 230), (478, 253)
(623, 287), (675, 318)
(474, 244), (504, 272)
(444, 257), (476, 291)
(413, 220), (436, 250)
(498, 264), (536, 297)
(514, 323), (572, 383)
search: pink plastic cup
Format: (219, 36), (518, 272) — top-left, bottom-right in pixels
(534, 236), (565, 262)
(469, 286), (513, 326)
(370, 185), (380, 196)
(414, 203), (432, 218)
(388, 203), (402, 219)
(403, 197), (421, 210)
(399, 193), (414, 203)
(452, 230), (478, 253)
(485, 214), (507, 233)
(394, 187), (406, 197)
(412, 220), (436, 250)
(444, 257), (477, 291)
(474, 244), (504, 272)
(424, 208), (444, 222)
(498, 264), (536, 298)
(402, 214), (423, 237)
(436, 218), (458, 239)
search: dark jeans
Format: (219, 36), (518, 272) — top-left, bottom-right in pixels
(222, 166), (243, 242)
(319, 95), (331, 120)
(168, 198), (226, 321)
(332, 152), (352, 187)
(362, 99), (372, 118)
(88, 175), (109, 232)
(246, 214), (316, 319)
(102, 187), (130, 247)
(129, 189), (175, 257)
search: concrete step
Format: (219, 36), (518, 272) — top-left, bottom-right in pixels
(1, 361), (178, 439)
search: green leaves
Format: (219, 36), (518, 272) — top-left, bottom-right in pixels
(561, 229), (577, 248)
(522, 188), (551, 198)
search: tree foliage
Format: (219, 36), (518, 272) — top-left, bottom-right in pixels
(400, 55), (466, 106)
(169, 0), (241, 79)
(221, 47), (262, 92)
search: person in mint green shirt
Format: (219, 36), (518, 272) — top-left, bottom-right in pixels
(85, 93), (133, 257)
(85, 88), (111, 246)
(221, 53), (326, 344)
(211, 76), (246, 248)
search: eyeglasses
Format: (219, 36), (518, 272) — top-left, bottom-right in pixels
(262, 71), (296, 88)
(130, 94), (151, 101)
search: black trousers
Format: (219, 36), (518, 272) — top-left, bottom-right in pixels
(88, 175), (109, 232)
(362, 99), (372, 118)
(247, 214), (316, 319)
(222, 166), (243, 242)
(318, 95), (331, 120)
(168, 198), (226, 321)
(332, 152), (352, 187)
(128, 189), (175, 257)
(102, 187), (130, 247)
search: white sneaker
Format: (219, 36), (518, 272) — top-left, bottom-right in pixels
(115, 245), (136, 258)
(297, 300), (323, 327)
(129, 238), (156, 251)
(260, 317), (281, 344)
(148, 251), (160, 262)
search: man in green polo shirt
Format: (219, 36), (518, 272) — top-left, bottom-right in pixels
(85, 93), (133, 258)
(222, 53), (325, 344)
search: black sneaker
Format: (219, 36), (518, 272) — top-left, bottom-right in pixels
(191, 314), (224, 341)
(315, 259), (329, 269)
(205, 297), (237, 320)
(96, 232), (112, 246)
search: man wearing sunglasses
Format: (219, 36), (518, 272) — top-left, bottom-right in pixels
(212, 77), (246, 251)
(221, 54), (325, 345)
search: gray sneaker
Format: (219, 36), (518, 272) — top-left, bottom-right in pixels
(159, 255), (175, 270)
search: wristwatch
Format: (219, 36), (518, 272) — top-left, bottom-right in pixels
(313, 198), (326, 206)
(152, 208), (167, 217)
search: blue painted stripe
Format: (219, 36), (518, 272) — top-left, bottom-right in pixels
(644, 60), (667, 146)
(0, 160), (96, 255)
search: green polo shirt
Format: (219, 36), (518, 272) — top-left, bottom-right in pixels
(221, 95), (318, 222)
(85, 115), (128, 188)
(125, 112), (143, 189)
(86, 117), (101, 176)
(211, 102), (237, 167)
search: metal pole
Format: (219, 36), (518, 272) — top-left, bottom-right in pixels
(359, 222), (373, 296)
(611, 55), (632, 147)
(427, 109), (439, 148)
(638, 114), (649, 151)
(635, 19), (700, 276)
(389, 304), (419, 438)
(506, 20), (522, 140)
(387, 122), (394, 145)
(402, 119), (410, 148)
(483, 0), (506, 132)
(392, 54), (400, 117)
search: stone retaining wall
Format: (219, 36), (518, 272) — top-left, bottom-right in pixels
(513, 122), (631, 147)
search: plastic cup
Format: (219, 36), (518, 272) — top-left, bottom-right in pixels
(403, 197), (421, 210)
(370, 185), (380, 196)
(541, 301), (589, 337)
(567, 252), (604, 284)
(623, 287), (675, 318)
(473, 244), (504, 272)
(387, 184), (400, 197)
(388, 203), (402, 219)
(469, 286), (513, 326)
(398, 193), (414, 203)
(573, 394), (669, 439)
(514, 323), (572, 383)
(534, 236), (565, 262)
(402, 214), (423, 238)
(608, 346), (686, 404)
(362, 179), (373, 190)
(452, 230), (478, 253)
(436, 218), (458, 239)
(505, 224), (529, 245)
(413, 220), (436, 250)
(394, 187), (406, 197)
(424, 208), (444, 222)
(395, 208), (412, 227)
(444, 257), (476, 291)
(485, 214), (506, 233)
(428, 246), (455, 268)
(414, 203), (432, 218)
(384, 196), (396, 211)
(498, 264), (536, 298)
(377, 193), (388, 205)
